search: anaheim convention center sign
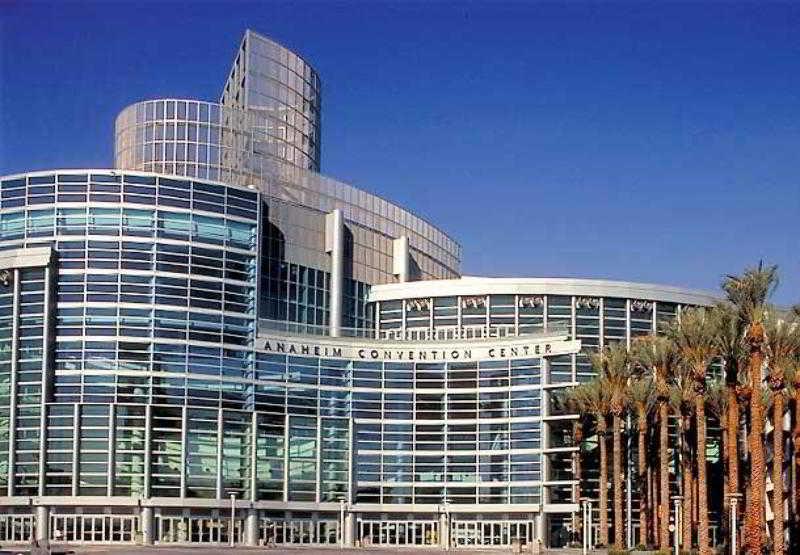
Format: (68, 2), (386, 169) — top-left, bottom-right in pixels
(256, 334), (581, 362)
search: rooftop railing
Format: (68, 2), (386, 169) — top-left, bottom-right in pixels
(257, 319), (570, 343)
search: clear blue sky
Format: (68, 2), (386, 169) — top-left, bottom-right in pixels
(1, 1), (798, 304)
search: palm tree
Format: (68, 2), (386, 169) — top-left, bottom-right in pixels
(628, 373), (656, 547)
(555, 389), (585, 542)
(723, 263), (779, 553)
(668, 307), (718, 555)
(592, 343), (630, 550)
(631, 334), (678, 550)
(764, 309), (800, 554)
(712, 302), (745, 523)
(670, 362), (695, 550)
(573, 378), (612, 546)
(788, 366), (800, 552)
(706, 378), (729, 499)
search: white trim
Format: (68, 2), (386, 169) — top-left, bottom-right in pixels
(370, 276), (718, 307)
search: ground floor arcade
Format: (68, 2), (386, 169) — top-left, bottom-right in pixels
(0, 504), (578, 548)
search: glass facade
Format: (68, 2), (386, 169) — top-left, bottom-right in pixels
(1, 29), (719, 550)
(369, 283), (717, 547)
(2, 169), (579, 548)
(115, 98), (462, 285)
(373, 292), (687, 381)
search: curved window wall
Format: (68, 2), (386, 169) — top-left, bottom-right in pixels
(116, 99), (461, 284)
(375, 293), (687, 382)
(221, 30), (321, 171)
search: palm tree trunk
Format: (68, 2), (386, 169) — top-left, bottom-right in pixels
(599, 425), (609, 547)
(659, 402), (670, 550)
(681, 413), (693, 549)
(793, 390), (800, 551)
(648, 462), (656, 546)
(574, 421), (583, 542)
(638, 407), (648, 547)
(773, 390), (785, 554)
(722, 423), (730, 543)
(727, 386), (739, 504)
(745, 338), (766, 553)
(682, 468), (693, 549)
(696, 393), (710, 554)
(613, 414), (624, 549)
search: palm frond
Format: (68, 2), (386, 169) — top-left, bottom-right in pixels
(764, 308), (800, 389)
(721, 262), (779, 324)
(668, 307), (718, 386)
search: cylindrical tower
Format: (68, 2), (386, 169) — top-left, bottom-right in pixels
(114, 99), (252, 186)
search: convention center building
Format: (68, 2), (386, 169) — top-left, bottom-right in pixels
(0, 30), (717, 548)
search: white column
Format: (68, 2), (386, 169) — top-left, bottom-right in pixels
(283, 414), (290, 501)
(6, 269), (19, 496)
(108, 404), (116, 496)
(71, 404), (80, 496)
(347, 417), (355, 504)
(392, 236), (410, 282)
(36, 505), (49, 544)
(140, 506), (153, 545)
(250, 411), (258, 503)
(439, 511), (448, 549)
(535, 511), (545, 546)
(180, 405), (188, 498)
(216, 408), (224, 499)
(325, 210), (345, 337)
(344, 512), (355, 547)
(37, 264), (54, 496)
(143, 404), (152, 497)
(245, 508), (258, 546)
(315, 416), (322, 503)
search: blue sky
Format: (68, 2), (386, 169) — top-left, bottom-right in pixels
(1, 1), (798, 304)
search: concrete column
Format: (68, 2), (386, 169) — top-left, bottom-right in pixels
(245, 509), (258, 546)
(6, 269), (19, 497)
(392, 235), (410, 282)
(37, 264), (54, 497)
(216, 408), (224, 499)
(180, 405), (187, 498)
(35, 505), (49, 544)
(325, 209), (344, 337)
(140, 506), (153, 545)
(343, 512), (355, 547)
(439, 511), (449, 549)
(250, 411), (258, 503)
(535, 512), (545, 547)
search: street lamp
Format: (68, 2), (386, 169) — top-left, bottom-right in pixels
(579, 497), (593, 554)
(671, 495), (683, 555)
(229, 492), (236, 548)
(442, 497), (451, 551)
(339, 498), (347, 548)
(725, 492), (742, 554)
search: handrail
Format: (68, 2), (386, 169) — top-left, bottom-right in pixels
(257, 319), (570, 343)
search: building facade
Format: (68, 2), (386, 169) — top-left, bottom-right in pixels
(0, 30), (716, 548)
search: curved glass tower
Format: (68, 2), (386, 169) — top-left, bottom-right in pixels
(221, 30), (322, 171)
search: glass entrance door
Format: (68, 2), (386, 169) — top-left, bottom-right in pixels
(358, 519), (438, 546)
(451, 519), (534, 547)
